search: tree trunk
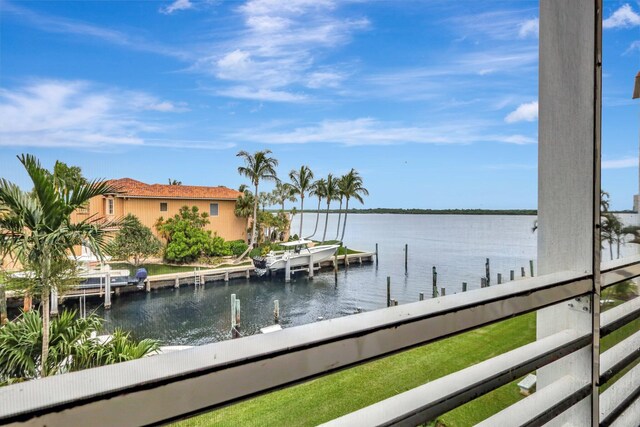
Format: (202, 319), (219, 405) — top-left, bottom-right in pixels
(322, 201), (330, 242)
(298, 197), (305, 239)
(41, 287), (50, 377)
(340, 198), (350, 242)
(609, 239), (613, 261)
(335, 199), (343, 240)
(306, 198), (322, 239)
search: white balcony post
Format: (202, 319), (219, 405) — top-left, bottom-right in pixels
(538, 0), (601, 425)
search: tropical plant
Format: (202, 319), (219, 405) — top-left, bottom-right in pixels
(237, 150), (279, 255)
(321, 174), (339, 242)
(228, 240), (249, 257)
(156, 206), (211, 263)
(307, 178), (327, 239)
(259, 191), (273, 212)
(168, 179), (182, 186)
(289, 166), (314, 240)
(234, 189), (255, 242)
(45, 161), (88, 189)
(602, 213), (623, 260)
(0, 154), (116, 377)
(108, 214), (162, 266)
(272, 181), (297, 211)
(0, 310), (159, 384)
(339, 169), (369, 242)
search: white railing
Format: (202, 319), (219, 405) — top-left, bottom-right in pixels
(1, 261), (637, 426)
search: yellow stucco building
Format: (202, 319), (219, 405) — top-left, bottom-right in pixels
(71, 178), (246, 242)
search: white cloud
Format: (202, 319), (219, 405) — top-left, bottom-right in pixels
(216, 86), (307, 102)
(194, 0), (369, 101)
(518, 18), (538, 38)
(449, 9), (538, 41)
(160, 0), (194, 15)
(602, 157), (637, 169)
(145, 101), (190, 112)
(505, 101), (538, 123)
(229, 117), (536, 146)
(625, 40), (640, 54)
(0, 80), (192, 149)
(603, 4), (640, 29)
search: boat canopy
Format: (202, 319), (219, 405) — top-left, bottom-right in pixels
(280, 239), (314, 247)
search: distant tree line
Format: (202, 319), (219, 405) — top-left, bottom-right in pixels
(291, 208), (538, 215)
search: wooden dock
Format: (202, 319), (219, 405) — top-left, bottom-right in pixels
(3, 251), (375, 309)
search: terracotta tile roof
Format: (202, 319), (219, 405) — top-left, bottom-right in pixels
(107, 178), (242, 200)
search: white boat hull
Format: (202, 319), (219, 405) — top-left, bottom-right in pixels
(265, 245), (339, 271)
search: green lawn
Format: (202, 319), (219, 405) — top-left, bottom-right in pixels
(109, 263), (197, 276)
(176, 313), (536, 427)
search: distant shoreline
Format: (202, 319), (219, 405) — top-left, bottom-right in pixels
(282, 208), (637, 215)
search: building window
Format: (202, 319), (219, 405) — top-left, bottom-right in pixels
(160, 202), (168, 212)
(107, 199), (114, 215)
(209, 203), (219, 216)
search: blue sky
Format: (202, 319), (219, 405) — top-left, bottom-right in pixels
(1, 0), (639, 209)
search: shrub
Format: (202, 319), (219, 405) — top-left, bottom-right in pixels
(206, 235), (232, 257)
(229, 240), (249, 257)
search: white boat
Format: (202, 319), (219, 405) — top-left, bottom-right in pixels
(252, 240), (340, 274)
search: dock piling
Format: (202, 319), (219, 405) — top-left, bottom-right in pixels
(432, 266), (438, 298)
(497, 273), (502, 285)
(529, 260), (535, 277)
(285, 257), (291, 283)
(393, 299), (398, 306)
(50, 287), (59, 316)
(145, 279), (150, 293)
(224, 271), (230, 282)
(405, 244), (408, 271)
(510, 270), (515, 281)
(375, 243), (379, 264)
(485, 258), (491, 287)
(419, 292), (424, 301)
(104, 266), (112, 310)
(462, 282), (467, 292)
(387, 276), (391, 307)
(308, 256), (314, 279)
(345, 247), (349, 268)
(274, 300), (280, 324)
(174, 277), (179, 289)
(231, 294), (240, 338)
(441, 287), (446, 296)
(481, 277), (487, 288)
(521, 267), (526, 277)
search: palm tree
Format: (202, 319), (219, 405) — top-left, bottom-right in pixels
(339, 169), (369, 242)
(272, 182), (297, 211)
(289, 166), (314, 239)
(236, 150), (279, 253)
(0, 154), (116, 377)
(321, 174), (339, 243)
(334, 175), (348, 241)
(234, 189), (254, 242)
(167, 179), (182, 186)
(306, 178), (327, 239)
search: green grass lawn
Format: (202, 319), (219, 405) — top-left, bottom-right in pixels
(176, 313), (536, 427)
(109, 263), (197, 276)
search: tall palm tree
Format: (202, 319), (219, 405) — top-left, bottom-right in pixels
(306, 178), (326, 239)
(289, 166), (314, 239)
(0, 154), (115, 377)
(321, 174), (339, 243)
(236, 150), (279, 253)
(334, 175), (348, 241)
(339, 169), (369, 242)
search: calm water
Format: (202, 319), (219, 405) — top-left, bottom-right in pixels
(59, 213), (638, 346)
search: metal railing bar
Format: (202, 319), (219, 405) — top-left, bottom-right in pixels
(601, 255), (640, 274)
(600, 361), (640, 426)
(320, 330), (590, 427)
(601, 297), (640, 338)
(600, 329), (640, 384)
(476, 375), (591, 427)
(606, 393), (640, 427)
(0, 271), (591, 426)
(601, 256), (640, 289)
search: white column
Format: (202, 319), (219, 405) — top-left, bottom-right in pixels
(104, 264), (112, 309)
(50, 287), (58, 316)
(538, 0), (601, 424)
